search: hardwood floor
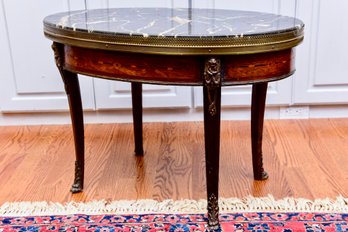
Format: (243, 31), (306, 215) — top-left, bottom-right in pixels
(0, 119), (347, 204)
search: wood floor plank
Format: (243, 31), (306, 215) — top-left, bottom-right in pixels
(0, 119), (347, 205)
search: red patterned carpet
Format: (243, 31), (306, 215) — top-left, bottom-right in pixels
(0, 196), (347, 231)
(0, 212), (348, 231)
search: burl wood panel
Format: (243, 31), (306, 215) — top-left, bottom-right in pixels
(63, 45), (294, 85)
(64, 46), (202, 84)
(223, 49), (295, 83)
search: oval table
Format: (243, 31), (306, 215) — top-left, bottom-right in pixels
(44, 8), (304, 230)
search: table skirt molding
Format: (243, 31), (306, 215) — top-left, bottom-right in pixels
(62, 45), (296, 87)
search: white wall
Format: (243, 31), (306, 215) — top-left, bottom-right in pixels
(1, 0), (348, 125)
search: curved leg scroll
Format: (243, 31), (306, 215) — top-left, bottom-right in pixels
(251, 82), (269, 180)
(62, 71), (84, 193)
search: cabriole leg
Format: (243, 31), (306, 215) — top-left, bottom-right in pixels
(251, 82), (269, 180)
(52, 42), (85, 193)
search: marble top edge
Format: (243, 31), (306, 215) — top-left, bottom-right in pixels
(44, 8), (304, 39)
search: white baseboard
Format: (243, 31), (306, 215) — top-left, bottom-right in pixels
(1, 105), (348, 126)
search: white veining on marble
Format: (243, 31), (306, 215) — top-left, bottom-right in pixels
(57, 15), (69, 28)
(56, 10), (88, 29)
(135, 20), (157, 37)
(171, 16), (191, 25)
(45, 8), (303, 38)
(158, 16), (192, 37)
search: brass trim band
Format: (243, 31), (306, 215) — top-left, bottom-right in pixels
(44, 24), (304, 55)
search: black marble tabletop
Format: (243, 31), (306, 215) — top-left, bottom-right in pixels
(44, 8), (303, 38)
(44, 8), (304, 55)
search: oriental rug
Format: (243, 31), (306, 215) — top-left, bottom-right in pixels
(0, 195), (347, 231)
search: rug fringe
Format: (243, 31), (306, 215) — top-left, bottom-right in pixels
(0, 195), (347, 216)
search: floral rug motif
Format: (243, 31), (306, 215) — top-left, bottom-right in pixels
(1, 212), (348, 231)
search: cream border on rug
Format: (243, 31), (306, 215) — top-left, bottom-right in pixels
(0, 195), (347, 217)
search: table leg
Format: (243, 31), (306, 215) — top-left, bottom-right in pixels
(52, 42), (85, 193)
(203, 58), (222, 231)
(63, 72), (85, 193)
(131, 82), (144, 156)
(251, 82), (269, 180)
